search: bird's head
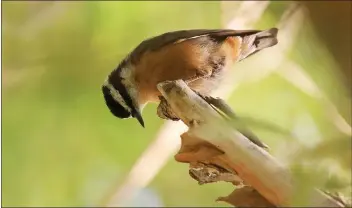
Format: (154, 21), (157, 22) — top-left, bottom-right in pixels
(102, 64), (145, 127)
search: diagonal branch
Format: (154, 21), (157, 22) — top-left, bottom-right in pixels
(157, 79), (344, 207)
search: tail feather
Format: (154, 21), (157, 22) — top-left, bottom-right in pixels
(238, 28), (278, 61)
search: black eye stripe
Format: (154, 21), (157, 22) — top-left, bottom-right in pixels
(108, 68), (135, 113)
(102, 85), (131, 119)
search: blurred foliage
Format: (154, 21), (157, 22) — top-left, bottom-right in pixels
(301, 1), (351, 89)
(1, 1), (351, 207)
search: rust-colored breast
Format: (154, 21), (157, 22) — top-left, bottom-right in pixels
(134, 37), (240, 104)
(222, 36), (242, 62)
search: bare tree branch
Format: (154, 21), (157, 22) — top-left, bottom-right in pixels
(157, 79), (344, 207)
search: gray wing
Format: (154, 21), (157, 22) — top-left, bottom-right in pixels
(129, 29), (261, 63)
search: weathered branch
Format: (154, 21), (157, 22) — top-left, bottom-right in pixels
(157, 80), (344, 207)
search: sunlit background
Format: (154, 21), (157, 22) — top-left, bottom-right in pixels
(2, 1), (351, 207)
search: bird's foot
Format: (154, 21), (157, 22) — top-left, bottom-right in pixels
(157, 96), (180, 121)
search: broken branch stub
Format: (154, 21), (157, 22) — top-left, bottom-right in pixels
(156, 80), (344, 207)
(176, 132), (244, 186)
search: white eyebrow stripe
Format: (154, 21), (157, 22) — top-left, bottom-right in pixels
(103, 79), (132, 113)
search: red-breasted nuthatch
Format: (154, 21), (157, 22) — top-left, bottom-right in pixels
(102, 28), (278, 127)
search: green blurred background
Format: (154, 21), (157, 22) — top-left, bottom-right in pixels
(2, 1), (351, 207)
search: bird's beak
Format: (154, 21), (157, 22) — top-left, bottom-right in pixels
(132, 109), (145, 128)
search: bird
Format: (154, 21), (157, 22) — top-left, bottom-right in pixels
(102, 28), (278, 128)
